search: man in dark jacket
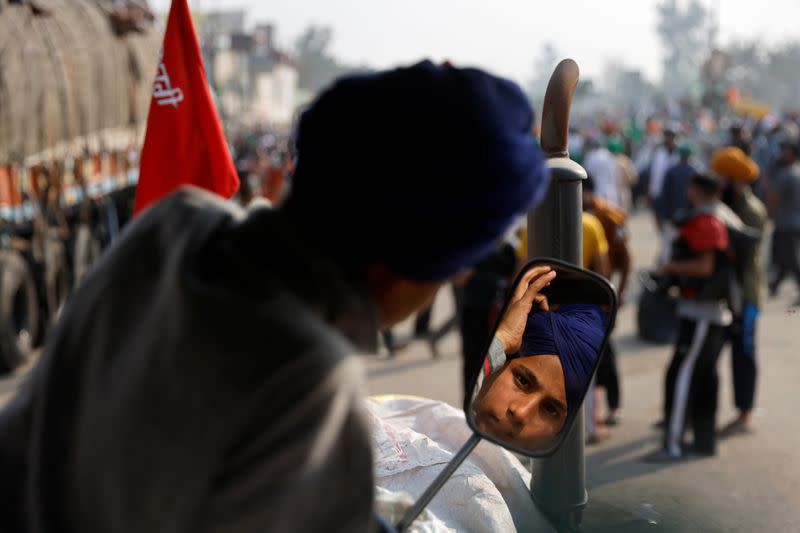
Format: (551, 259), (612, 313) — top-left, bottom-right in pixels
(766, 139), (800, 302)
(0, 61), (550, 532)
(654, 144), (696, 265)
(654, 144), (696, 226)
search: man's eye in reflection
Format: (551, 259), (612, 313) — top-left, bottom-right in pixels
(513, 368), (533, 391)
(542, 400), (561, 420)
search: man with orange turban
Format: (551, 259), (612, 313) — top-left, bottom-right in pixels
(711, 147), (767, 436)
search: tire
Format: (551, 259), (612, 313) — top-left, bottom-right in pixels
(0, 251), (39, 373)
(73, 223), (101, 286)
(44, 231), (70, 326)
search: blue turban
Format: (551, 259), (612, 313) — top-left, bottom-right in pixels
(518, 304), (607, 418)
(287, 60), (550, 281)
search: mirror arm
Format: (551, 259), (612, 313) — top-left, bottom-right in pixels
(395, 433), (482, 532)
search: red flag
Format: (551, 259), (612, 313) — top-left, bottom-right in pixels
(134, 0), (238, 214)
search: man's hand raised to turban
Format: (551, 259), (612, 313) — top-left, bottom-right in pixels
(495, 266), (556, 355)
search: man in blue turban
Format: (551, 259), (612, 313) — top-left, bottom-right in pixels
(0, 60), (549, 532)
(473, 270), (607, 450)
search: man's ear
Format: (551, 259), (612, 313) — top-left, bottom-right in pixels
(363, 264), (442, 328)
(363, 263), (396, 295)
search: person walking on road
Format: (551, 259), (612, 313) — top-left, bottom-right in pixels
(458, 239), (519, 388)
(584, 138), (622, 208)
(583, 176), (632, 427)
(765, 139), (800, 304)
(609, 138), (638, 213)
(582, 210), (613, 443)
(712, 147), (767, 436)
(648, 128), (681, 266)
(648, 127), (680, 215)
(654, 144), (697, 265)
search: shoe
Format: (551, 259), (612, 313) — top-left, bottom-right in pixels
(768, 283), (778, 298)
(642, 449), (684, 463)
(682, 444), (716, 458)
(604, 412), (622, 426)
(586, 426), (612, 445)
(719, 419), (753, 438)
(427, 339), (441, 359)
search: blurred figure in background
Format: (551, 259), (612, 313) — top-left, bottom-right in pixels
(654, 144), (697, 264)
(584, 138), (622, 208)
(632, 117), (663, 209)
(609, 138), (638, 213)
(458, 239), (519, 388)
(728, 123), (752, 156)
(648, 127), (680, 229)
(568, 126), (586, 165)
(711, 147), (767, 436)
(766, 139), (800, 303)
(584, 176), (631, 428)
(235, 167), (257, 208)
(581, 210), (612, 443)
(584, 176), (633, 304)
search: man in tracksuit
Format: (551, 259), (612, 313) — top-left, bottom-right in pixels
(646, 173), (742, 460)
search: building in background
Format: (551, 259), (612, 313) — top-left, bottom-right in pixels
(199, 11), (298, 131)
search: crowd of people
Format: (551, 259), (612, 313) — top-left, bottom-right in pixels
(229, 126), (295, 209)
(223, 98), (800, 459)
(378, 108), (800, 455)
(576, 111), (800, 458)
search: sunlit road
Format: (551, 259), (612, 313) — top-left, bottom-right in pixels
(365, 210), (800, 532)
(1, 210), (798, 532)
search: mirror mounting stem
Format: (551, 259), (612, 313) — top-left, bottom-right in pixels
(529, 58), (588, 531)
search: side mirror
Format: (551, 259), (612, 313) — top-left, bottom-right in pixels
(465, 257), (617, 456)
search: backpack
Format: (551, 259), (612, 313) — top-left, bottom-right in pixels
(591, 198), (628, 271)
(691, 203), (758, 280)
(673, 204), (758, 313)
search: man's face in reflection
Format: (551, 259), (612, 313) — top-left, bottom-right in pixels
(475, 354), (568, 450)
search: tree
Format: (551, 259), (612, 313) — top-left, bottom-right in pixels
(762, 43), (800, 110)
(656, 0), (712, 98)
(600, 61), (657, 112)
(714, 40), (800, 110)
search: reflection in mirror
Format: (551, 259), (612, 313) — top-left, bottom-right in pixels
(466, 259), (616, 456)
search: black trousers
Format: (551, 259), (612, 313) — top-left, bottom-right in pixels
(727, 303), (760, 412)
(460, 304), (494, 390)
(595, 341), (620, 411)
(663, 318), (727, 455)
(770, 229), (800, 293)
(383, 310), (431, 347)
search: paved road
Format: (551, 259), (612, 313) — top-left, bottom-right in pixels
(1, 210), (797, 531)
(366, 210), (800, 532)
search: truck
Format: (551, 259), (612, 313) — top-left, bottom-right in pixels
(0, 0), (161, 371)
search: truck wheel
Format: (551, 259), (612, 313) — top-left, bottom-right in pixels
(73, 223), (101, 286)
(0, 251), (39, 373)
(45, 236), (70, 326)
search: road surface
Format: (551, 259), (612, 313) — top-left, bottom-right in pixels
(1, 210), (797, 531)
